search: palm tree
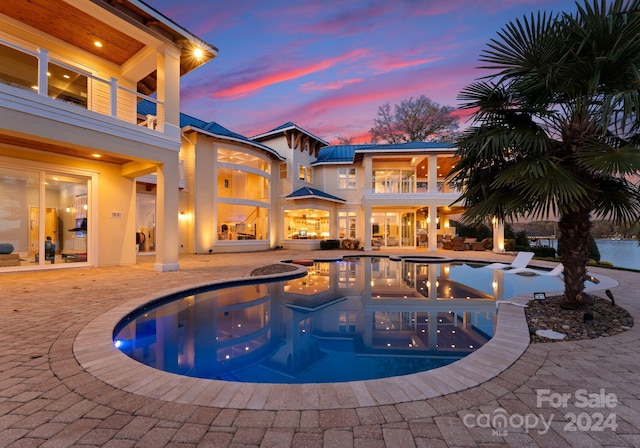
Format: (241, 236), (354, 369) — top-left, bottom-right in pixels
(450, 0), (640, 308)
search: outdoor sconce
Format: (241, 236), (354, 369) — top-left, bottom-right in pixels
(534, 292), (546, 300)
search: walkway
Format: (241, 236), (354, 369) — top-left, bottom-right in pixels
(1, 250), (638, 447)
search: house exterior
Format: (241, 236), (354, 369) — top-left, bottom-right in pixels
(0, 1), (505, 274)
(174, 112), (285, 254)
(251, 124), (490, 253)
(0, 0), (216, 272)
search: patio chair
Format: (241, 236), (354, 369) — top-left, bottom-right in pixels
(482, 251), (534, 270)
(471, 238), (490, 251)
(452, 237), (467, 251)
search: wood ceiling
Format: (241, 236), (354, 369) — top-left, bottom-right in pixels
(0, 0), (145, 66)
(0, 134), (133, 165)
(0, 0), (216, 95)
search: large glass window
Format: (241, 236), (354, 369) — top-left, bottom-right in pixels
(217, 168), (269, 201)
(284, 209), (330, 239)
(371, 211), (415, 248)
(217, 148), (270, 174)
(372, 169), (414, 193)
(0, 165), (89, 268)
(217, 204), (269, 241)
(215, 148), (271, 243)
(0, 42), (38, 91)
(47, 62), (88, 108)
(338, 168), (357, 189)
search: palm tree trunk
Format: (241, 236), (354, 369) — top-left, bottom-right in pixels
(557, 207), (591, 307)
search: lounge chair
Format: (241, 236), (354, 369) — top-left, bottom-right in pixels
(452, 237), (467, 251)
(483, 251), (534, 270)
(505, 263), (564, 276)
(471, 238), (490, 251)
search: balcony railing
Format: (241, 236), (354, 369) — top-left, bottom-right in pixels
(369, 178), (460, 195)
(0, 37), (164, 132)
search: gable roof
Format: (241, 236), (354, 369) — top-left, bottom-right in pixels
(137, 101), (284, 160)
(312, 142), (456, 165)
(251, 122), (330, 146)
(286, 187), (346, 203)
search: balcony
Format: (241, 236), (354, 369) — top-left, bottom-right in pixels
(0, 37), (165, 133)
(365, 178), (460, 199)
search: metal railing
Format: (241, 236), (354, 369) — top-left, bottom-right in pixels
(0, 37), (164, 132)
(368, 178), (460, 194)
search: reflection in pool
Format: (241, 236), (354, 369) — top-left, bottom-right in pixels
(113, 257), (563, 384)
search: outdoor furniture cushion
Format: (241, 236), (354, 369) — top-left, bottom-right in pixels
(0, 243), (14, 254)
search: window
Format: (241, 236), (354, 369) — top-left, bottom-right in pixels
(338, 211), (357, 239)
(280, 163), (287, 179)
(338, 312), (356, 332)
(217, 148), (270, 174)
(372, 169), (414, 193)
(338, 168), (357, 189)
(217, 204), (269, 241)
(215, 148), (271, 242)
(217, 168), (269, 200)
(0, 164), (90, 268)
(298, 164), (312, 183)
(284, 209), (329, 239)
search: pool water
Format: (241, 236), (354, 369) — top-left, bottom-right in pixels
(113, 257), (565, 384)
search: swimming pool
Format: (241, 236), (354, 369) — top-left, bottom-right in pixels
(113, 257), (567, 384)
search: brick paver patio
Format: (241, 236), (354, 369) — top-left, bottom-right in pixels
(1, 249), (638, 447)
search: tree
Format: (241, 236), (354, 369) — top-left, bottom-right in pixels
(335, 135), (354, 144)
(449, 0), (640, 308)
(370, 95), (458, 143)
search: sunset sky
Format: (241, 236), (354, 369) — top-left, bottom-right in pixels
(146, 0), (580, 143)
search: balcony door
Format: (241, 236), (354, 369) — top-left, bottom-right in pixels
(372, 211), (414, 248)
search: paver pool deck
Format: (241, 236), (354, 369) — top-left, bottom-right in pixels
(1, 249), (639, 447)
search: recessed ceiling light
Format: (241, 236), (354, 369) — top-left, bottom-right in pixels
(94, 41), (103, 48)
(193, 47), (204, 60)
(63, 74), (70, 79)
(92, 153), (101, 158)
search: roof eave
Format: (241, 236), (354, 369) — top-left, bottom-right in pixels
(285, 195), (346, 204)
(183, 126), (285, 160)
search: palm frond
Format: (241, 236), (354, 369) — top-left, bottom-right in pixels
(591, 176), (640, 223)
(577, 138), (640, 175)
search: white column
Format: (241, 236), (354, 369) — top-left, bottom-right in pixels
(37, 49), (49, 97)
(155, 159), (180, 272)
(363, 204), (372, 251)
(156, 46), (181, 139)
(428, 155), (438, 192)
(492, 217), (505, 253)
(428, 204), (438, 251)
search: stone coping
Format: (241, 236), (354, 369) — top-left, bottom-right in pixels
(73, 260), (617, 411)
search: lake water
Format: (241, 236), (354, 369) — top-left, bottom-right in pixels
(595, 239), (640, 270)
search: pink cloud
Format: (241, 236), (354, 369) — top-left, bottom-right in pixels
(212, 48), (369, 99)
(370, 55), (441, 73)
(300, 78), (363, 92)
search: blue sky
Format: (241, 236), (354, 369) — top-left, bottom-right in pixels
(146, 0), (580, 143)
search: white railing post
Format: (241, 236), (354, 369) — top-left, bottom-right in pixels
(37, 48), (49, 97)
(110, 77), (118, 118)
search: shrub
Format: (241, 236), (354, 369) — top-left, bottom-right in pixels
(531, 246), (556, 258)
(504, 239), (516, 251)
(320, 239), (340, 250)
